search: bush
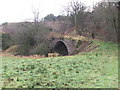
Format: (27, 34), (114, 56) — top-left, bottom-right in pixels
(2, 33), (14, 50)
(15, 22), (52, 55)
(29, 40), (51, 56)
(76, 40), (82, 48)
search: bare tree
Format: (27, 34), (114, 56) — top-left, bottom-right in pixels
(64, 0), (86, 35)
(91, 1), (118, 42)
(69, 1), (86, 28)
(32, 8), (40, 23)
(115, 1), (120, 43)
(107, 0), (118, 41)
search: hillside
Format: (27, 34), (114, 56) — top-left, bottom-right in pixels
(1, 40), (118, 88)
(1, 1), (119, 88)
(1, 21), (117, 43)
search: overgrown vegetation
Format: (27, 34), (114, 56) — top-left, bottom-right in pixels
(2, 33), (14, 50)
(42, 1), (118, 42)
(64, 1), (118, 42)
(0, 0), (120, 88)
(1, 22), (52, 56)
(15, 23), (52, 56)
(1, 0), (119, 88)
(1, 40), (118, 88)
(1, 1), (119, 55)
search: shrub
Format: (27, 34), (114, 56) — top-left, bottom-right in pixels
(2, 33), (14, 50)
(28, 40), (51, 56)
(76, 40), (82, 48)
(15, 22), (52, 55)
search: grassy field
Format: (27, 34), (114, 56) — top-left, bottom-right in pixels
(1, 40), (118, 88)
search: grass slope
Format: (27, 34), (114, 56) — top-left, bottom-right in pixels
(1, 40), (118, 88)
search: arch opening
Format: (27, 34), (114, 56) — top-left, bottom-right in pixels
(52, 41), (68, 56)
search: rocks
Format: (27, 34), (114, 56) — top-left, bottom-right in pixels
(10, 53), (60, 59)
(48, 53), (60, 57)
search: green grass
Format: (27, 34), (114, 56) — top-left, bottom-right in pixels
(1, 40), (118, 88)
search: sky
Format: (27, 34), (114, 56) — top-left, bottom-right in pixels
(0, 0), (102, 24)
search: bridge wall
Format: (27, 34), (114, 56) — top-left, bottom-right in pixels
(52, 38), (77, 55)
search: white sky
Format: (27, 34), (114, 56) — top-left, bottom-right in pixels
(0, 0), (102, 24)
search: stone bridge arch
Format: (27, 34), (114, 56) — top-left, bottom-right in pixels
(53, 41), (68, 56)
(51, 38), (77, 55)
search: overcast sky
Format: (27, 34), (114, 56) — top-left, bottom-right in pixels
(0, 0), (102, 24)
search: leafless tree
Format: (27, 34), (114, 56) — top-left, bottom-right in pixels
(64, 0), (86, 35)
(69, 0), (86, 28)
(91, 1), (118, 42)
(107, 0), (118, 38)
(32, 8), (40, 23)
(115, 1), (120, 43)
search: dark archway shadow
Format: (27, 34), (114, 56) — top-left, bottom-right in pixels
(52, 41), (68, 56)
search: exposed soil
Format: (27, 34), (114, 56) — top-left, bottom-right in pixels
(0, 52), (46, 59)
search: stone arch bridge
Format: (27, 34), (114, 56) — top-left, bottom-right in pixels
(48, 36), (90, 56)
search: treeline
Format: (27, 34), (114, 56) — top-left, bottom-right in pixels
(68, 1), (118, 42)
(44, 1), (118, 42)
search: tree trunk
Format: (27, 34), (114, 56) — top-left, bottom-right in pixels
(117, 1), (120, 43)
